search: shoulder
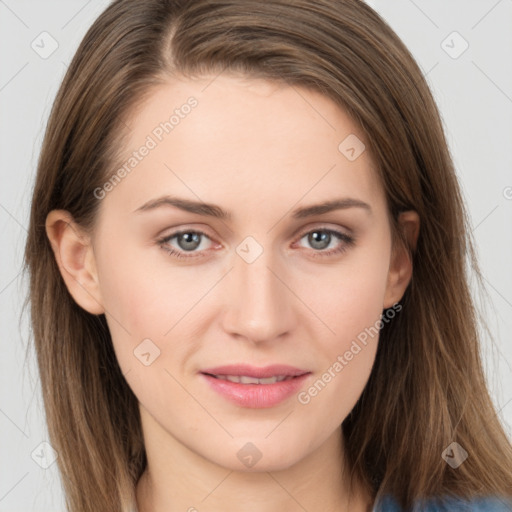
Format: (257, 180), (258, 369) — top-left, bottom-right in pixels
(374, 495), (512, 511)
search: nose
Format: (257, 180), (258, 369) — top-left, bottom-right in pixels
(221, 245), (296, 344)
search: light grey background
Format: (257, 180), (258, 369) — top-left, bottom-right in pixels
(1, 1), (511, 510)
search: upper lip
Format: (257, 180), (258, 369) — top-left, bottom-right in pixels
(201, 364), (310, 378)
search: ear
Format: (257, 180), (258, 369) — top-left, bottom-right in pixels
(45, 210), (105, 315)
(383, 210), (420, 308)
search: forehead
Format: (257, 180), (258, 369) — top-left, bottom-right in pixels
(100, 74), (385, 222)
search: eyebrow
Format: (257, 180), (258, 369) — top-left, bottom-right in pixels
(132, 195), (372, 219)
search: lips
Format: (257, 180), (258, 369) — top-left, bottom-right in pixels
(200, 364), (311, 408)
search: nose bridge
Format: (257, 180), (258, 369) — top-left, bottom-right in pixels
(222, 239), (293, 342)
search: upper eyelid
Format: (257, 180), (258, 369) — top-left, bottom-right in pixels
(294, 224), (351, 238)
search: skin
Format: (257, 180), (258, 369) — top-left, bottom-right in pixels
(46, 74), (419, 512)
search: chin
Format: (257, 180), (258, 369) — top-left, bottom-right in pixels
(205, 437), (308, 473)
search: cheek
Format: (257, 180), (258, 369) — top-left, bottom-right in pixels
(96, 230), (205, 327)
(294, 238), (391, 414)
(303, 238), (391, 352)
(96, 255), (202, 413)
(94, 237), (191, 367)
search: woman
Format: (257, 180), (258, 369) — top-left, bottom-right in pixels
(23, 0), (512, 511)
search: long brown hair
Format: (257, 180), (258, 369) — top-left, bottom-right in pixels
(23, 1), (512, 510)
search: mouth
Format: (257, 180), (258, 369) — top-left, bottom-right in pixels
(205, 374), (297, 384)
(200, 364), (311, 408)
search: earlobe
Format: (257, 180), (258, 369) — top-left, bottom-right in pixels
(45, 210), (105, 315)
(383, 210), (420, 308)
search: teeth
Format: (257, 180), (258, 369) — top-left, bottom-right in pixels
(240, 376), (261, 384)
(258, 377), (279, 384)
(214, 375), (293, 384)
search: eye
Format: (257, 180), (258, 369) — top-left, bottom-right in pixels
(157, 230), (215, 260)
(157, 226), (355, 260)
(295, 228), (355, 258)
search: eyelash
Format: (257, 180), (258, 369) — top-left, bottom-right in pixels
(157, 227), (355, 260)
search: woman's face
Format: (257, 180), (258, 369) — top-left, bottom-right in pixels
(50, 74), (415, 472)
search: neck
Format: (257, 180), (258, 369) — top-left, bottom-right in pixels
(135, 408), (372, 512)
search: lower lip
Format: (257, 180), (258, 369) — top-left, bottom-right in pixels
(201, 373), (310, 408)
